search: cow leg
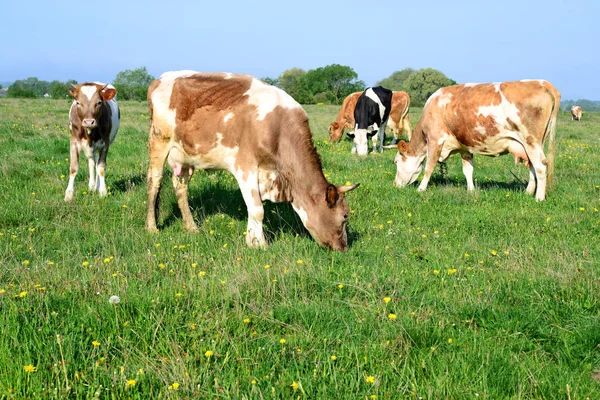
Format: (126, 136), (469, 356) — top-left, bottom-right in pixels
(524, 146), (547, 201)
(95, 146), (109, 197)
(172, 168), (198, 232)
(146, 141), (170, 232)
(526, 165), (536, 195)
(235, 169), (266, 248)
(403, 116), (412, 141)
(461, 153), (475, 191)
(378, 121), (388, 152)
(64, 139), (80, 201)
(88, 155), (97, 191)
(371, 132), (378, 153)
(418, 145), (442, 192)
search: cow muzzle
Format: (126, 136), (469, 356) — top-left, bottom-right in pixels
(82, 118), (97, 128)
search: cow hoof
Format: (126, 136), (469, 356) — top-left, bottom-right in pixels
(64, 192), (74, 202)
(185, 225), (199, 233)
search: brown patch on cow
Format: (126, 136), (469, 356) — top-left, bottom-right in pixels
(591, 370), (600, 382)
(329, 92), (361, 141)
(526, 136), (534, 146)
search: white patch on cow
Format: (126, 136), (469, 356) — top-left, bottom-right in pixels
(258, 169), (284, 202)
(492, 83), (502, 92)
(475, 125), (487, 135)
(464, 83), (478, 87)
(292, 204), (308, 225)
(245, 78), (302, 121)
(476, 89), (522, 133)
(224, 112), (234, 123)
(224, 73), (233, 79)
(437, 93), (453, 108)
(168, 132), (239, 173)
(80, 85), (97, 101)
(152, 70), (198, 132)
(425, 88), (445, 107)
(365, 88), (385, 120)
(234, 169), (266, 248)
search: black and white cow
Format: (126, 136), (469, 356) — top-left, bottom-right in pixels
(349, 86), (393, 156)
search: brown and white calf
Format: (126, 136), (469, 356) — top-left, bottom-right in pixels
(571, 105), (582, 121)
(146, 71), (359, 250)
(329, 91), (412, 145)
(393, 80), (560, 201)
(65, 83), (120, 201)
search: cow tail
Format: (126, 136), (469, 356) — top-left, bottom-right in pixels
(401, 94), (412, 140)
(545, 88), (560, 190)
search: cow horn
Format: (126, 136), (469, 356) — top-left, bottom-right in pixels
(338, 183), (360, 193)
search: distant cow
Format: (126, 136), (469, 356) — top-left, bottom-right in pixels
(571, 105), (582, 121)
(329, 91), (411, 145)
(146, 71), (359, 251)
(65, 83), (120, 201)
(350, 86), (393, 155)
(393, 80), (560, 201)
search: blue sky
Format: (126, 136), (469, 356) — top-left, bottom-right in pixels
(2, 0), (597, 100)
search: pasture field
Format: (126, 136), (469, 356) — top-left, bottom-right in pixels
(0, 97), (599, 399)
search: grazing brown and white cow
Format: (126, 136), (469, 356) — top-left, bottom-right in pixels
(328, 91), (412, 144)
(146, 71), (359, 251)
(571, 105), (582, 121)
(65, 83), (120, 201)
(393, 80), (560, 201)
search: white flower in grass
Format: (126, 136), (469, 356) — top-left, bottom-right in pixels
(109, 295), (121, 305)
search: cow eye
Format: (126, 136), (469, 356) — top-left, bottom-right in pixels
(343, 214), (348, 220)
(97, 100), (102, 105)
(75, 101), (80, 105)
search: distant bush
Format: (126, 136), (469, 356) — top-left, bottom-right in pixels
(113, 67), (155, 101)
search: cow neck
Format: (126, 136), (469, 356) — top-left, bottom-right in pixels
(280, 130), (328, 206)
(409, 120), (428, 155)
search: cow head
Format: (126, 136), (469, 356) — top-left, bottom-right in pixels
(69, 83), (117, 130)
(393, 140), (426, 187)
(294, 183), (359, 251)
(349, 128), (370, 156)
(328, 122), (343, 142)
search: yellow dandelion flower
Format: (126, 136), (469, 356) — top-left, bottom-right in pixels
(48, 261), (54, 265)
(407, 212), (412, 217)
(580, 207), (585, 211)
(388, 313), (397, 320)
(158, 263), (165, 269)
(172, 382), (180, 390)
(103, 257), (111, 263)
(191, 263), (197, 267)
(19, 291), (27, 298)
(0, 289), (5, 294)
(175, 292), (183, 297)
(383, 297), (391, 304)
(220, 280), (226, 285)
(92, 341), (100, 347)
(330, 355), (337, 360)
(365, 375), (375, 383)
(491, 250), (497, 256)
(433, 270), (440, 275)
(448, 338), (453, 343)
(23, 260), (30, 265)
(199, 271), (207, 277)
(338, 284), (344, 289)
(122, 204), (127, 209)
(205, 350), (213, 358)
(82, 261), (89, 266)
(447, 268), (457, 275)
(222, 243), (228, 248)
(297, 259), (303, 264)
(126, 379), (136, 387)
(251, 379), (257, 385)
(370, 395), (378, 399)
(243, 318), (250, 324)
(291, 381), (299, 391)
(264, 264), (270, 269)
(280, 338), (286, 344)
(345, 181), (352, 186)
(23, 365), (36, 373)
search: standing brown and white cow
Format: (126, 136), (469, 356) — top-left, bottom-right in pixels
(146, 71), (359, 251)
(393, 80), (560, 201)
(571, 105), (582, 121)
(65, 83), (120, 201)
(328, 91), (412, 144)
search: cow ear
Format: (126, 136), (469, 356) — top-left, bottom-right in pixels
(100, 87), (117, 101)
(398, 140), (408, 154)
(338, 183), (360, 194)
(68, 85), (78, 99)
(325, 184), (339, 207)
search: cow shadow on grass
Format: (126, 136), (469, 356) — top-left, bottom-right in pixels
(159, 181), (361, 246)
(426, 174), (529, 193)
(111, 173), (146, 193)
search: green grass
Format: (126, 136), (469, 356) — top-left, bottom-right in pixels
(0, 97), (599, 399)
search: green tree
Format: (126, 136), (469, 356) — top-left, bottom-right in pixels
(277, 68), (308, 103)
(7, 79), (37, 98)
(112, 67), (155, 100)
(300, 64), (365, 104)
(376, 68), (415, 91)
(49, 80), (72, 99)
(403, 68), (456, 106)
